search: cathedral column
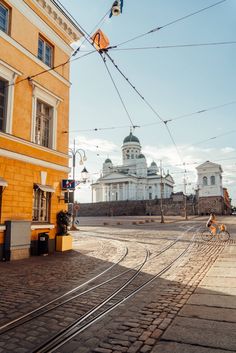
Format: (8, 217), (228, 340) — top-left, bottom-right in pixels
(117, 184), (120, 201)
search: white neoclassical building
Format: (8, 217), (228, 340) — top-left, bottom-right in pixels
(92, 132), (174, 202)
(196, 161), (223, 198)
(196, 160), (227, 214)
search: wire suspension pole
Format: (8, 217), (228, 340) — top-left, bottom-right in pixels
(160, 160), (164, 224)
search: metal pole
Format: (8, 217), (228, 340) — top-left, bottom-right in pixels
(184, 174), (188, 220)
(71, 139), (76, 230)
(160, 160), (164, 223)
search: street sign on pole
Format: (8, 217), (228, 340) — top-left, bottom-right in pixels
(62, 179), (76, 190)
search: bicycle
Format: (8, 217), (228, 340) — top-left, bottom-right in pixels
(201, 223), (230, 242)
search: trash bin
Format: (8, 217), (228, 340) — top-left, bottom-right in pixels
(38, 232), (49, 256)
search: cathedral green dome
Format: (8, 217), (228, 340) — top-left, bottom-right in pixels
(123, 133), (140, 144)
(151, 161), (157, 166)
(105, 158), (112, 163)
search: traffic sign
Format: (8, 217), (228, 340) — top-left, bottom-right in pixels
(62, 179), (76, 190)
(74, 204), (80, 211)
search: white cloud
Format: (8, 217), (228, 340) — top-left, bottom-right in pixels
(221, 147), (235, 154)
(72, 135), (118, 153)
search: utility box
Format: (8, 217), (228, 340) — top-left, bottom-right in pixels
(4, 221), (31, 261)
(38, 233), (49, 256)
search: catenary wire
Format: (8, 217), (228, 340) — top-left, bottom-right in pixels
(104, 52), (184, 163)
(100, 53), (136, 128)
(5, 3), (110, 89)
(114, 0), (228, 48)
(110, 40), (236, 51)
(67, 99), (236, 133)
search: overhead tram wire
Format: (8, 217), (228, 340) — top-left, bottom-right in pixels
(47, 0), (230, 164)
(100, 54), (137, 129)
(65, 98), (236, 134)
(110, 41), (236, 52)
(104, 51), (184, 163)
(5, 50), (97, 89)
(114, 0), (228, 48)
(190, 129), (236, 146)
(6, 3), (111, 89)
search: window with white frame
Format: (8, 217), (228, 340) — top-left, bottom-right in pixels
(0, 2), (9, 33)
(35, 100), (53, 148)
(32, 83), (61, 150)
(38, 36), (53, 68)
(32, 187), (51, 222)
(0, 78), (7, 132)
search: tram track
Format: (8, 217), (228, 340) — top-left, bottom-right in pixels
(32, 229), (199, 353)
(0, 224), (228, 353)
(0, 228), (183, 336)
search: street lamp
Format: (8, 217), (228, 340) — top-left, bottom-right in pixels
(160, 160), (165, 223)
(69, 140), (88, 230)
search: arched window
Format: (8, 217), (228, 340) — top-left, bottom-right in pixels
(211, 176), (215, 185)
(203, 176), (208, 186)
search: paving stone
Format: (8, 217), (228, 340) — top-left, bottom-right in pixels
(94, 348), (112, 353)
(140, 344), (152, 353)
(151, 329), (163, 339)
(162, 316), (236, 351)
(144, 338), (155, 346)
(127, 341), (143, 353)
(151, 342), (232, 353)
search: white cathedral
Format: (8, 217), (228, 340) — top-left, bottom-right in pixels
(92, 132), (174, 202)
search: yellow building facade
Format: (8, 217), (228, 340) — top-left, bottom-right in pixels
(0, 0), (82, 259)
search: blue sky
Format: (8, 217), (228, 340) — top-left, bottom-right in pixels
(59, 0), (236, 204)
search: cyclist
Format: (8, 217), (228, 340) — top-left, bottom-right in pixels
(206, 213), (218, 235)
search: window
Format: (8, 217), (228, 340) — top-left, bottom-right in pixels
(0, 2), (9, 33)
(35, 100), (53, 147)
(33, 187), (51, 222)
(0, 78), (7, 132)
(38, 36), (53, 67)
(211, 176), (215, 185)
(203, 176), (208, 186)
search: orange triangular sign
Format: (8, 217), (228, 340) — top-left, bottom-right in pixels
(91, 29), (110, 50)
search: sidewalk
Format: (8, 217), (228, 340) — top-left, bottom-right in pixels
(152, 241), (236, 353)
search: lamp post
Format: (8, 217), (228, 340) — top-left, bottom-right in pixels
(183, 172), (188, 220)
(69, 139), (88, 230)
(160, 160), (165, 223)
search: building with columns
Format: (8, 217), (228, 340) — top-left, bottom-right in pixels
(196, 161), (231, 214)
(92, 132), (174, 202)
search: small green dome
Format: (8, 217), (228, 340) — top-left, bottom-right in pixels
(123, 133), (140, 144)
(105, 158), (112, 163)
(138, 154), (145, 159)
(151, 161), (157, 167)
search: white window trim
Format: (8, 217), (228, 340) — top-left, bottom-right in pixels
(31, 81), (62, 150)
(0, 60), (22, 134)
(0, 31), (70, 87)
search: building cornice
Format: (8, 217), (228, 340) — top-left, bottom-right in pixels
(0, 148), (70, 172)
(0, 132), (68, 158)
(33, 0), (83, 43)
(0, 31), (71, 86)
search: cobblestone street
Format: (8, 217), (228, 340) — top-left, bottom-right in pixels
(0, 216), (235, 352)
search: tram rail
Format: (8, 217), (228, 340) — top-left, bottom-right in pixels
(0, 224), (227, 353)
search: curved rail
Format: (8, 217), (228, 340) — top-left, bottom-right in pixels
(33, 230), (198, 352)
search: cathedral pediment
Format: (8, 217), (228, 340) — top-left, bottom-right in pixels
(100, 172), (134, 181)
(196, 161), (222, 172)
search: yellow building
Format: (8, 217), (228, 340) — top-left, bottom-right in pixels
(0, 0), (82, 259)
